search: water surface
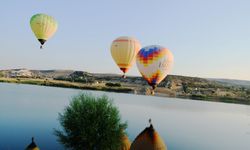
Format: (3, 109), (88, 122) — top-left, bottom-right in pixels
(0, 83), (249, 150)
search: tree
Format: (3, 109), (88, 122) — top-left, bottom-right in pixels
(54, 93), (127, 150)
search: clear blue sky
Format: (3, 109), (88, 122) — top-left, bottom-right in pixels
(0, 0), (250, 80)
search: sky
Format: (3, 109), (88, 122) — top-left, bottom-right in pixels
(0, 0), (250, 80)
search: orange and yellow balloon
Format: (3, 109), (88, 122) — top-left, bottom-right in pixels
(111, 36), (141, 78)
(136, 45), (174, 94)
(130, 119), (167, 150)
(30, 13), (58, 49)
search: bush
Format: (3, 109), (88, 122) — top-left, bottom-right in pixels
(105, 82), (122, 87)
(191, 94), (207, 100)
(0, 72), (4, 77)
(54, 93), (127, 150)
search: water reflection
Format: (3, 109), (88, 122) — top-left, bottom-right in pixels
(0, 83), (249, 150)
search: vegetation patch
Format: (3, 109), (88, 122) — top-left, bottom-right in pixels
(54, 93), (127, 150)
(105, 82), (122, 87)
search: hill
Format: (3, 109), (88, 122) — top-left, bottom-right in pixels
(0, 69), (249, 105)
(209, 78), (250, 89)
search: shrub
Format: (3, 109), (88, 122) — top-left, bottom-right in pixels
(191, 94), (207, 100)
(54, 93), (127, 150)
(105, 82), (122, 87)
(0, 72), (4, 77)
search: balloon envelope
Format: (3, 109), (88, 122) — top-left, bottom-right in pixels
(136, 45), (173, 88)
(30, 13), (58, 48)
(25, 137), (40, 150)
(111, 36), (141, 75)
(130, 124), (167, 150)
(121, 135), (131, 150)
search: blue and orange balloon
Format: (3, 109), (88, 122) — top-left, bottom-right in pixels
(136, 45), (174, 94)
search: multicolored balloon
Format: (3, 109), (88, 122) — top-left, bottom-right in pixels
(136, 45), (174, 94)
(30, 14), (58, 49)
(111, 36), (141, 78)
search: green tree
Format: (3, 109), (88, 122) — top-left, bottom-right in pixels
(54, 93), (127, 150)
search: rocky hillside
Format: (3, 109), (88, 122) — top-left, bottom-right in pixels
(209, 78), (250, 89)
(0, 69), (250, 104)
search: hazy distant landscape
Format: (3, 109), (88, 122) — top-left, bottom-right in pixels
(1, 69), (249, 105)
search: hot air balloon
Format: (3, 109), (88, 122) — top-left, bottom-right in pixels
(130, 119), (167, 150)
(136, 45), (174, 95)
(111, 36), (141, 78)
(121, 135), (131, 150)
(30, 13), (58, 49)
(25, 137), (40, 150)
